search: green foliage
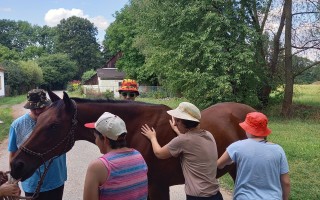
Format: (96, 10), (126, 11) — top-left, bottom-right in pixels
(81, 69), (96, 83)
(33, 25), (57, 54)
(104, 6), (147, 82)
(104, 90), (114, 99)
(67, 80), (81, 92)
(19, 60), (43, 86)
(1, 60), (43, 95)
(0, 19), (35, 52)
(21, 45), (46, 60)
(37, 53), (77, 90)
(116, 0), (261, 109)
(292, 55), (320, 84)
(0, 44), (20, 62)
(56, 16), (104, 78)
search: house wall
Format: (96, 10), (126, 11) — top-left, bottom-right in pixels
(83, 78), (123, 98)
(0, 70), (5, 97)
(99, 79), (123, 98)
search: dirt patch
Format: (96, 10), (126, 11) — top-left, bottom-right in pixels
(11, 101), (27, 119)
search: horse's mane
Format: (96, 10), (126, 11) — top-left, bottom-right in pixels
(70, 97), (155, 106)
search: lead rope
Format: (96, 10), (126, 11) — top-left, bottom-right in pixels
(2, 158), (53, 200)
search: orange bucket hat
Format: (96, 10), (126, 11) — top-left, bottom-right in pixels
(118, 79), (139, 94)
(239, 112), (272, 137)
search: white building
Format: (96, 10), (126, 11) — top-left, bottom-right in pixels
(83, 68), (125, 98)
(0, 67), (5, 97)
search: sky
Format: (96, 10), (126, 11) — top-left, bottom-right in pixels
(0, 0), (129, 43)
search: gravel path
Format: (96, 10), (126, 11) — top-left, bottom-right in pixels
(0, 91), (233, 200)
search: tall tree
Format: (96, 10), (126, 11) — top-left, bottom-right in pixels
(230, 0), (320, 114)
(56, 16), (104, 78)
(37, 53), (77, 90)
(129, 0), (261, 108)
(104, 6), (147, 82)
(0, 19), (34, 52)
(282, 0), (293, 116)
(33, 25), (57, 54)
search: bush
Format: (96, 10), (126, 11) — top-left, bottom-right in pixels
(104, 90), (114, 99)
(67, 80), (81, 92)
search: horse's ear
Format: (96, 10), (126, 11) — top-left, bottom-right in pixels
(63, 91), (74, 113)
(47, 89), (61, 102)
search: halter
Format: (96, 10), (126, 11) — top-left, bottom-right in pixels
(11, 100), (78, 200)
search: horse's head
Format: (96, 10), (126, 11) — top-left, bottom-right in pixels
(10, 91), (77, 180)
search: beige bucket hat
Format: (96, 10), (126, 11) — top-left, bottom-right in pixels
(167, 102), (201, 122)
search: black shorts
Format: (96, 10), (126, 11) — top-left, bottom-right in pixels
(25, 184), (64, 200)
(186, 191), (223, 200)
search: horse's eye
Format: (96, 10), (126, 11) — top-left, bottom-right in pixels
(50, 123), (59, 130)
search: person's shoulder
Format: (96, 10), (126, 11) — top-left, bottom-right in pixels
(88, 158), (106, 171)
(228, 138), (250, 148)
(11, 113), (29, 125)
(268, 143), (286, 151)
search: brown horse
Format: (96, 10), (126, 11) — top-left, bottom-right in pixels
(10, 91), (255, 200)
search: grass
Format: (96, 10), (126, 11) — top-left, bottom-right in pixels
(271, 120), (320, 200)
(293, 84), (320, 107)
(1, 87), (320, 199)
(0, 94), (25, 105)
(136, 97), (187, 109)
(0, 95), (25, 140)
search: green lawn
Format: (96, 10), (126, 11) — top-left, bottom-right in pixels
(0, 94), (25, 139)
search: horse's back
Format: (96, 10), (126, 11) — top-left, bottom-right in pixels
(201, 102), (256, 155)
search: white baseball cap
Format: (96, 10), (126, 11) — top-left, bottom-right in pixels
(167, 102), (201, 122)
(84, 112), (127, 140)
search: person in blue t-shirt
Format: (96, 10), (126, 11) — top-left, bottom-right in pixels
(217, 112), (290, 200)
(8, 89), (67, 200)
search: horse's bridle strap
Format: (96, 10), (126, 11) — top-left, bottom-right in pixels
(20, 100), (78, 158)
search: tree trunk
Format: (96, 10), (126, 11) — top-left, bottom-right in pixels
(257, 1), (286, 108)
(281, 0), (293, 117)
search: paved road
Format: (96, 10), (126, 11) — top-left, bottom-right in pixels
(0, 91), (233, 200)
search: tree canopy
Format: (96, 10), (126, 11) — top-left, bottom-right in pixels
(105, 0), (265, 108)
(56, 16), (104, 78)
(37, 53), (77, 90)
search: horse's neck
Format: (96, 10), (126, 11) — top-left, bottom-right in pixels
(75, 102), (138, 143)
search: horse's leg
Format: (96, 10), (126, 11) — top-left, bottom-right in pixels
(148, 183), (170, 200)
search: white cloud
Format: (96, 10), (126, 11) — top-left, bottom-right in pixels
(44, 8), (109, 30)
(89, 16), (109, 30)
(0, 7), (12, 12)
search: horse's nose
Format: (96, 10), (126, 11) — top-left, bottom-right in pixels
(10, 160), (25, 180)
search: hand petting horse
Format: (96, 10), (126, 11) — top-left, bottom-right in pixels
(10, 90), (255, 200)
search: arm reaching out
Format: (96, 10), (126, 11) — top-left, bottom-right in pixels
(217, 151), (233, 169)
(141, 124), (172, 159)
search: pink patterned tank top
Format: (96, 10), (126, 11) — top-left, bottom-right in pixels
(98, 149), (148, 200)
